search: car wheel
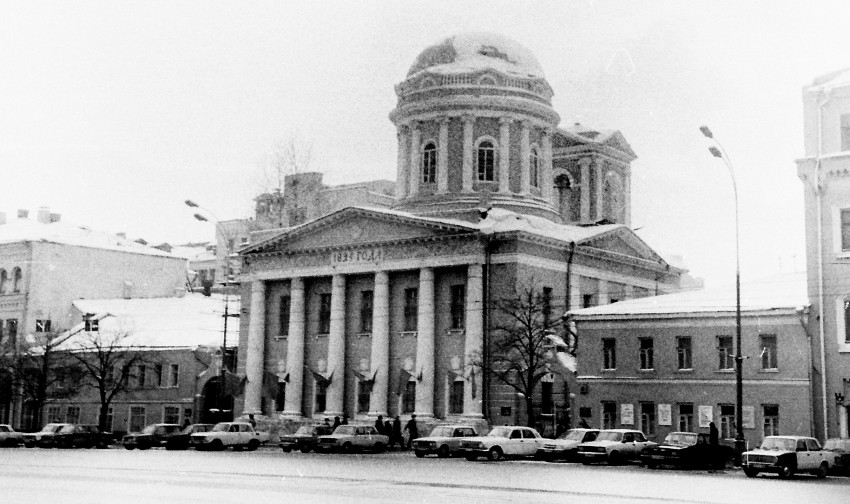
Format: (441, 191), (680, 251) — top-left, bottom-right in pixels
(487, 447), (503, 461)
(300, 447), (312, 454)
(815, 462), (828, 479)
(778, 464), (794, 479)
(465, 454), (478, 461)
(414, 450), (426, 458)
(437, 445), (450, 458)
(138, 444), (150, 450)
(646, 460), (657, 469)
(210, 440), (225, 451)
(281, 447), (292, 453)
(743, 468), (759, 478)
(607, 451), (622, 466)
(373, 442), (385, 453)
(247, 440), (260, 452)
(342, 442), (353, 454)
(124, 445), (135, 450)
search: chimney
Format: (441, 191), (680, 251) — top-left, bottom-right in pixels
(116, 232), (127, 239)
(0, 212), (5, 225)
(49, 213), (61, 223)
(37, 207), (50, 224)
(17, 209), (29, 219)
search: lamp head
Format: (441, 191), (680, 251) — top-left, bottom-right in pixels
(193, 213), (209, 222)
(185, 200), (199, 208)
(699, 125), (713, 138)
(708, 146), (722, 158)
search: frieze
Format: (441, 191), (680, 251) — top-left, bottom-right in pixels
(331, 248), (384, 265)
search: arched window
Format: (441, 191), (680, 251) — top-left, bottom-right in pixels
(12, 267), (21, 293)
(0, 269), (6, 294)
(422, 142), (437, 184)
(530, 147), (541, 188)
(476, 140), (495, 182)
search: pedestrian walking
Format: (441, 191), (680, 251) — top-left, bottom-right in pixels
(374, 415), (384, 435)
(404, 414), (419, 450)
(384, 419), (393, 448)
(392, 416), (402, 449)
(248, 414), (257, 429)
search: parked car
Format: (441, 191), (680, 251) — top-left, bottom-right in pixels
(412, 424), (478, 458)
(190, 421), (269, 451)
(0, 424), (24, 447)
(641, 431), (733, 470)
(577, 429), (655, 465)
(53, 424), (112, 449)
(742, 436), (836, 479)
(460, 426), (544, 461)
(280, 424), (334, 453)
(823, 438), (850, 476)
(123, 423), (182, 450)
(316, 425), (389, 453)
(23, 423), (73, 448)
(541, 428), (599, 461)
(165, 424), (214, 450)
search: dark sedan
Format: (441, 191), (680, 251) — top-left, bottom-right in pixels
(123, 423), (182, 450)
(280, 424), (334, 453)
(165, 424), (214, 450)
(641, 432), (733, 470)
(53, 424), (112, 449)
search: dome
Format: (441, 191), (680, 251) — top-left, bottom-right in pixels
(406, 32), (546, 80)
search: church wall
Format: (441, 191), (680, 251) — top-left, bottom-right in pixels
(509, 121), (522, 194)
(447, 118), (464, 193)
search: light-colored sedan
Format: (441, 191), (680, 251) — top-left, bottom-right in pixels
(316, 425), (389, 453)
(460, 426), (544, 461)
(541, 428), (599, 461)
(577, 429), (655, 465)
(0, 424), (24, 447)
(190, 422), (269, 451)
(412, 424), (478, 458)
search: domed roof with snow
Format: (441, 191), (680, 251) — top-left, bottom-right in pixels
(407, 32), (546, 79)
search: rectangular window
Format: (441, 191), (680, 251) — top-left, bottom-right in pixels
(845, 299), (850, 344)
(842, 114), (850, 152)
(357, 381), (371, 414)
(137, 365), (147, 388)
(717, 336), (734, 370)
(640, 402), (656, 436)
(678, 404), (694, 432)
(449, 380), (464, 415)
(360, 290), (373, 333)
(763, 405), (779, 437)
(760, 334), (778, 370)
(602, 338), (616, 370)
(403, 288), (418, 332)
(639, 338), (654, 370)
(318, 293), (332, 334)
(279, 296), (291, 336)
(104, 406), (114, 432)
(35, 319), (51, 332)
(450, 285), (465, 330)
(402, 381), (416, 413)
(602, 401), (617, 429)
(47, 405), (62, 423)
(314, 382), (327, 413)
(65, 406), (80, 424)
(542, 287), (552, 327)
(129, 406), (146, 433)
(720, 404), (735, 439)
(275, 383), (286, 412)
(84, 318), (99, 332)
(541, 381), (553, 414)
(154, 364), (164, 387)
(677, 336), (692, 370)
(582, 294), (593, 308)
(163, 406), (180, 424)
(169, 364), (180, 387)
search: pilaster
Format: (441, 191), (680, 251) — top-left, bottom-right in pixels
(463, 264), (484, 418)
(520, 121), (531, 194)
(438, 117), (449, 193)
(409, 122), (421, 196)
(462, 115), (474, 192)
(368, 271), (390, 417)
(579, 157), (592, 222)
(499, 117), (511, 193)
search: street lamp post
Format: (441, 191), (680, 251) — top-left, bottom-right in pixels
(699, 126), (745, 464)
(185, 200), (239, 422)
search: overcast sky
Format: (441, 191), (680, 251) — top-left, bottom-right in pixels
(2, 1), (848, 287)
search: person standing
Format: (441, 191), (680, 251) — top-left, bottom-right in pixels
(374, 415), (384, 435)
(248, 414), (257, 429)
(384, 419), (394, 448)
(392, 416), (402, 449)
(404, 414), (419, 450)
(332, 416), (341, 430)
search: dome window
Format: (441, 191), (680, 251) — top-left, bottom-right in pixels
(476, 140), (495, 182)
(530, 147), (541, 188)
(478, 75), (497, 86)
(422, 142), (437, 184)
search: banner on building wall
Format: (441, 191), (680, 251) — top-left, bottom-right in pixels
(621, 403), (634, 425)
(658, 404), (672, 426)
(698, 405), (713, 428)
(742, 406), (755, 429)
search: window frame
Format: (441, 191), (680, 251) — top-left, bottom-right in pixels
(759, 334), (778, 370)
(678, 403), (694, 432)
(448, 378), (464, 415)
(763, 404), (779, 437)
(318, 293), (332, 335)
(717, 335), (734, 371)
(450, 284), (465, 330)
(475, 138), (497, 182)
(602, 338), (616, 370)
(676, 336), (693, 370)
(403, 287), (418, 332)
(638, 337), (654, 370)
(279, 295), (291, 337)
(421, 141), (437, 184)
(360, 290), (374, 334)
(529, 145), (541, 188)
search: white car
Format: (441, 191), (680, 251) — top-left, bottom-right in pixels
(742, 436), (837, 479)
(190, 422), (269, 451)
(460, 426), (544, 461)
(412, 424), (478, 458)
(0, 424), (24, 447)
(316, 425), (390, 453)
(541, 428), (600, 461)
(577, 429), (655, 465)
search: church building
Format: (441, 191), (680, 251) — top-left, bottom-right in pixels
(234, 33), (682, 430)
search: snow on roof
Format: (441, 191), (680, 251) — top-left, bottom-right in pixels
(0, 217), (177, 258)
(477, 207), (622, 243)
(407, 32), (546, 79)
(171, 244), (215, 262)
(68, 293), (239, 349)
(569, 271), (808, 319)
(809, 67), (850, 92)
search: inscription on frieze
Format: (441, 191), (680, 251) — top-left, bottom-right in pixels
(331, 248), (384, 265)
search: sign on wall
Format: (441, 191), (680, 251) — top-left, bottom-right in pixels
(742, 406), (755, 429)
(658, 404), (672, 426)
(621, 403), (634, 425)
(698, 405), (713, 428)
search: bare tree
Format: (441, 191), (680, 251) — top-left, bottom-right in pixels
(256, 133), (314, 227)
(67, 329), (152, 433)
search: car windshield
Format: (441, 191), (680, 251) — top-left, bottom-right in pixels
(559, 430), (588, 441)
(294, 426), (316, 435)
(333, 425), (356, 435)
(429, 426), (455, 437)
(664, 432), (697, 446)
(184, 424), (210, 434)
(142, 425), (160, 435)
(58, 425), (75, 434)
(40, 424), (61, 433)
(211, 423), (231, 432)
(760, 437), (795, 451)
(823, 439), (850, 451)
(595, 431), (625, 442)
(487, 427), (513, 438)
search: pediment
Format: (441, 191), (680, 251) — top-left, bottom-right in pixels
(580, 227), (667, 266)
(599, 131), (637, 159)
(244, 207), (477, 254)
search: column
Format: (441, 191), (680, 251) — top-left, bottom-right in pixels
(579, 157), (591, 222)
(243, 280), (267, 415)
(462, 115), (474, 192)
(839, 404), (849, 438)
(520, 121), (531, 194)
(568, 275), (581, 312)
(396, 126), (409, 199)
(438, 118), (449, 193)
(368, 271), (390, 417)
(498, 117), (511, 193)
(325, 274), (346, 417)
(409, 122), (420, 196)
(623, 284), (635, 302)
(598, 279), (610, 305)
(541, 129), (554, 202)
(463, 264), (484, 418)
(595, 159), (605, 221)
(283, 278), (305, 417)
(414, 268), (435, 418)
